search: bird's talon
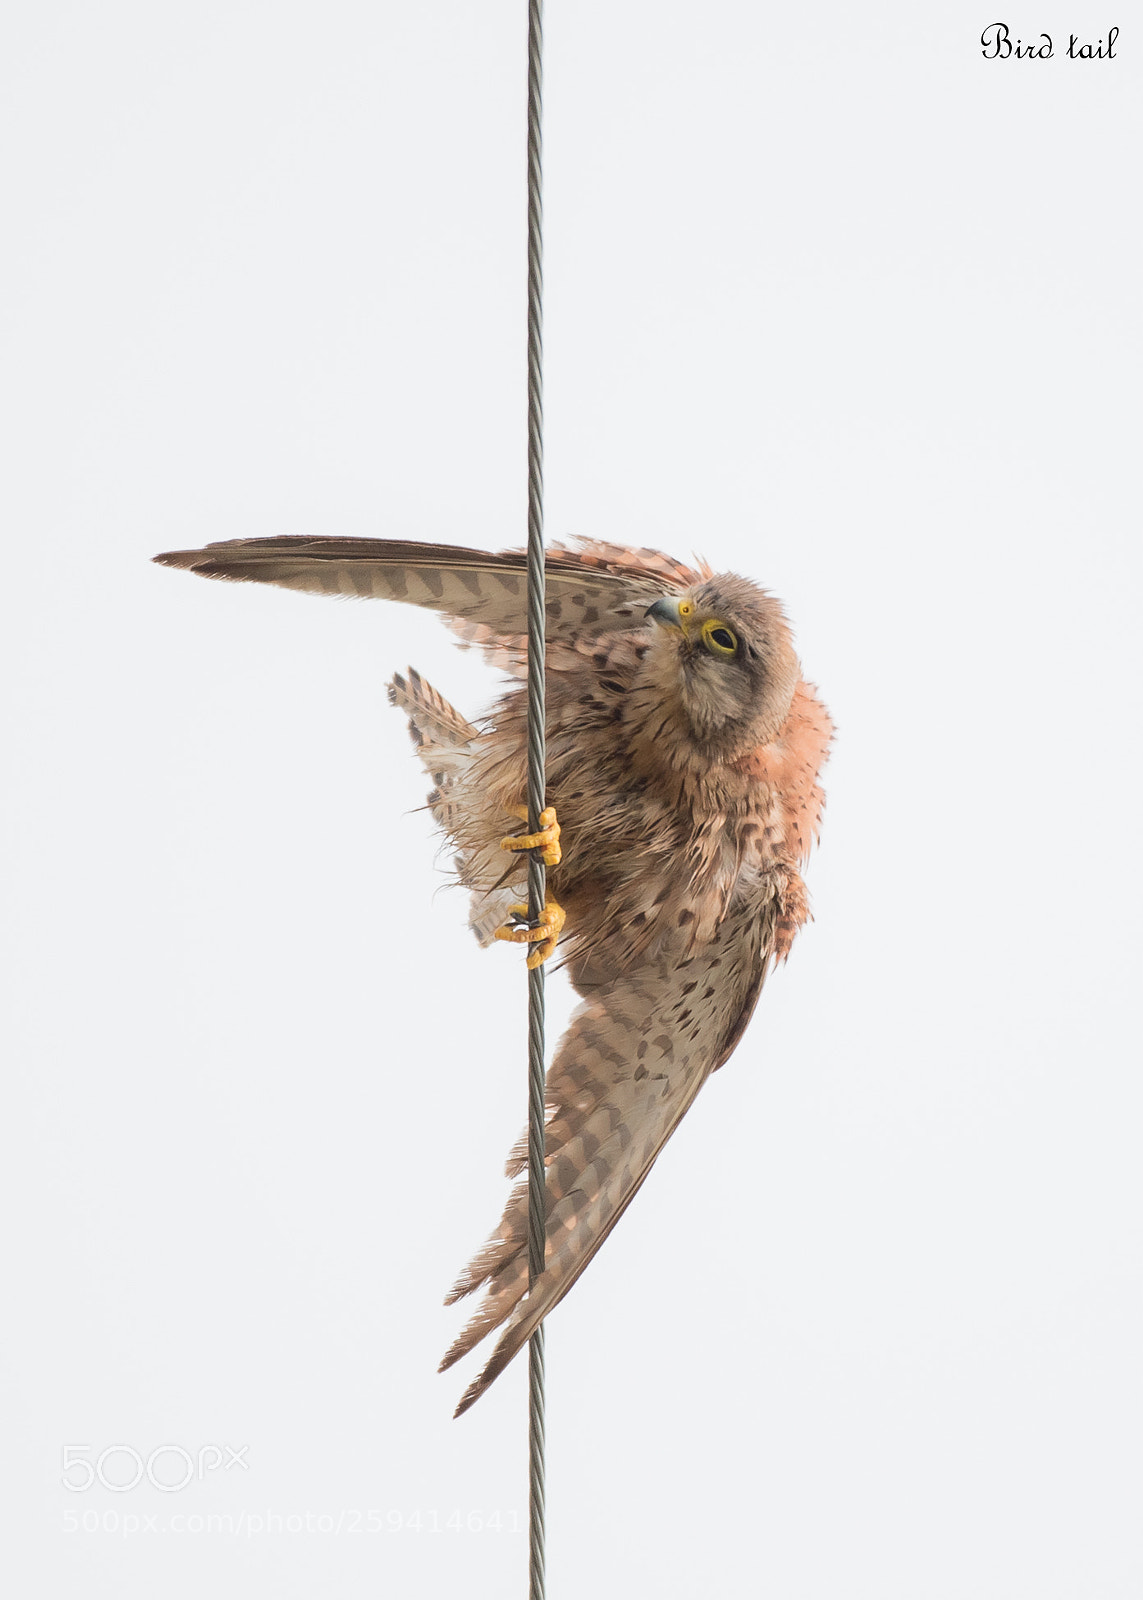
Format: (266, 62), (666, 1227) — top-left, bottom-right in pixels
(500, 804), (562, 867)
(493, 896), (566, 968)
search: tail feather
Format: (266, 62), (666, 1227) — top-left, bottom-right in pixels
(387, 666), (477, 751)
(387, 667), (477, 838)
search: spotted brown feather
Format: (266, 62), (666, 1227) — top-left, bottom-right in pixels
(153, 533), (832, 1413)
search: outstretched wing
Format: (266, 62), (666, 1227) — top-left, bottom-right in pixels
(153, 535), (703, 656)
(441, 891), (776, 1416)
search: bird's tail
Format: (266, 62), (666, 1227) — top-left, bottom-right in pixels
(387, 667), (477, 837)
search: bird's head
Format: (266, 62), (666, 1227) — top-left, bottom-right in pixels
(643, 576), (799, 757)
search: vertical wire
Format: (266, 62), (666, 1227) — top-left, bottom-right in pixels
(524, 3), (547, 1599)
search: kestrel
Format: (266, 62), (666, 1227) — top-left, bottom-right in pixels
(154, 535), (833, 1413)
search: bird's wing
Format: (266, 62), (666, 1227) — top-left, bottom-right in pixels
(441, 890), (776, 1416)
(153, 536), (702, 654)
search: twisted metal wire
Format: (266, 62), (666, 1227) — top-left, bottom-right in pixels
(524, 3), (547, 1598)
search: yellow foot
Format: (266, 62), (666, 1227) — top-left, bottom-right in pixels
(494, 897), (567, 969)
(499, 805), (562, 868)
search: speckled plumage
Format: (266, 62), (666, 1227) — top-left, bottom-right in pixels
(154, 534), (833, 1414)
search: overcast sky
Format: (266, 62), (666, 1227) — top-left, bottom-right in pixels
(3, 3), (1140, 1596)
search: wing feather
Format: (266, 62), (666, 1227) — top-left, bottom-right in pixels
(153, 535), (702, 654)
(441, 892), (774, 1415)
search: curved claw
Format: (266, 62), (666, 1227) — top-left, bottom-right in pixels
(493, 897), (567, 969)
(500, 805), (562, 867)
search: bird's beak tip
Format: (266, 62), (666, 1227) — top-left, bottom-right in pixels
(646, 596), (684, 630)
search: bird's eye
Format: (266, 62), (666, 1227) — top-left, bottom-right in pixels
(702, 620), (738, 657)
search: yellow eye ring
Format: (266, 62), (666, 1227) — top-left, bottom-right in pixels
(701, 619), (738, 657)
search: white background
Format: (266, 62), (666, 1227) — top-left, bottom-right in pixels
(3, 3), (1139, 1595)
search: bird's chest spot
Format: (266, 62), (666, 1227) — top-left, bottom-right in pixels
(734, 796), (788, 871)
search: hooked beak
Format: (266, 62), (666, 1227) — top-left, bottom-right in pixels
(646, 596), (685, 632)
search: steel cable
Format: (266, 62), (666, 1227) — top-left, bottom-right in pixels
(524, 3), (547, 1597)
